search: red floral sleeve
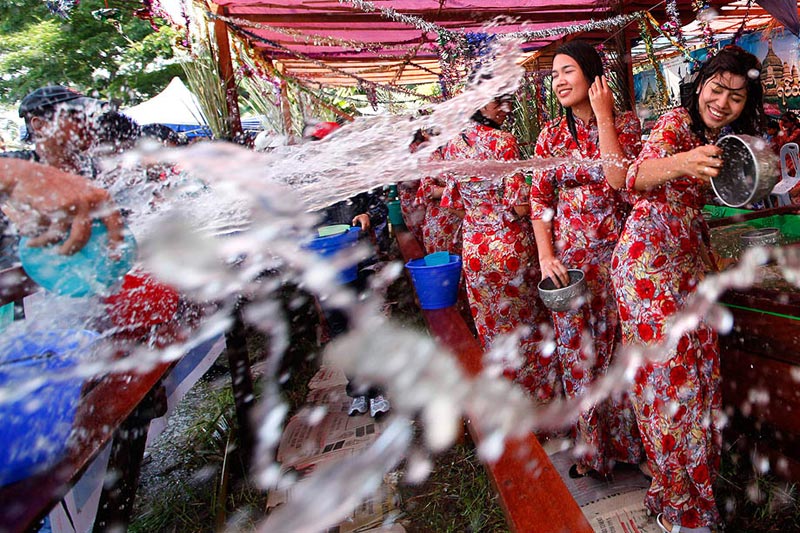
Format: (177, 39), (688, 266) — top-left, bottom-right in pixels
(626, 108), (690, 190)
(529, 122), (558, 220)
(415, 176), (436, 205)
(617, 111), (643, 162)
(440, 174), (463, 210)
(503, 172), (530, 208)
(495, 132), (520, 161)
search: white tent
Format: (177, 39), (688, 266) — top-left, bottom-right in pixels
(123, 77), (211, 138)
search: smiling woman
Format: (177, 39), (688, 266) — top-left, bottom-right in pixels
(611, 45), (765, 533)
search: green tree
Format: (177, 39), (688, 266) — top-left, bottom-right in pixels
(0, 0), (184, 105)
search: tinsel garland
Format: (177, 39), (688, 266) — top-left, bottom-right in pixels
(662, 0), (686, 47)
(644, 12), (698, 68)
(211, 13), (427, 59)
(503, 13), (641, 41)
(338, 0), (453, 37)
(639, 17), (669, 107)
(693, 0), (717, 53)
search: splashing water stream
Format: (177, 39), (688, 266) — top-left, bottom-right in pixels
(2, 42), (799, 531)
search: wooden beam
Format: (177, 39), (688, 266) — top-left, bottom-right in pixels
(213, 5), (244, 140)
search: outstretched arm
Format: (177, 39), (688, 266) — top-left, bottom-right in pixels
(1, 158), (123, 255)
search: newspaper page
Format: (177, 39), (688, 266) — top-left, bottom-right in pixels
(548, 448), (660, 532)
(269, 369), (401, 532)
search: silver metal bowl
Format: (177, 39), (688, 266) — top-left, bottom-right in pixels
(711, 134), (780, 207)
(537, 269), (586, 312)
(740, 227), (781, 248)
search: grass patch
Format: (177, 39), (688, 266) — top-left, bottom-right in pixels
(399, 442), (509, 533)
(717, 444), (800, 531)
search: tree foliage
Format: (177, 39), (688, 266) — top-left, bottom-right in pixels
(0, 0), (184, 105)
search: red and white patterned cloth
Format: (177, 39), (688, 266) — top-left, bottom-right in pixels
(531, 111), (644, 473)
(612, 107), (721, 529)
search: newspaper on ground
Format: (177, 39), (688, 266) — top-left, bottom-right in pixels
(547, 448), (660, 533)
(268, 366), (401, 533)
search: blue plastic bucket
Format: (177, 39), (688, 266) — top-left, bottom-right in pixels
(405, 254), (462, 309)
(19, 220), (137, 297)
(306, 226), (361, 283)
(0, 329), (98, 486)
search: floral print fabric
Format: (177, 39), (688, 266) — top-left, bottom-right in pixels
(415, 147), (463, 254)
(612, 107), (721, 528)
(441, 123), (555, 400)
(397, 180), (425, 245)
(530, 111), (643, 473)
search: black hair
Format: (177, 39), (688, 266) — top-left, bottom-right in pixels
(553, 40), (605, 147)
(767, 118), (779, 130)
(95, 110), (140, 146)
(21, 104), (60, 142)
(140, 123), (185, 146)
(684, 46), (764, 142)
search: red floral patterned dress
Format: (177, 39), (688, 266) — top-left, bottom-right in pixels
(397, 180), (425, 245)
(441, 123), (555, 400)
(611, 108), (721, 529)
(415, 157), (463, 255)
(530, 112), (643, 473)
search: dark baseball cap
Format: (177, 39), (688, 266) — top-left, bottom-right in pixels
(19, 85), (106, 141)
(19, 85), (105, 118)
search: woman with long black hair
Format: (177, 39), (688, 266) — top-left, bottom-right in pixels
(530, 40), (644, 477)
(613, 46), (764, 532)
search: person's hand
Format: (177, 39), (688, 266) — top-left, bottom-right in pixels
(539, 255), (570, 288)
(678, 144), (723, 183)
(352, 213), (370, 231)
(588, 75), (615, 123)
(4, 163), (123, 255)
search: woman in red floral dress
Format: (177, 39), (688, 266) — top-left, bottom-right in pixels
(415, 159), (462, 255)
(398, 129), (433, 245)
(529, 41), (643, 476)
(612, 46), (765, 533)
(440, 96), (555, 400)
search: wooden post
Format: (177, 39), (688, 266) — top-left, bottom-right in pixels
(277, 62), (294, 137)
(608, 1), (636, 112)
(212, 5), (243, 140)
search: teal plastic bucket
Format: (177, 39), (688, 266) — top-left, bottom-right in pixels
(387, 200), (404, 227)
(306, 226), (361, 283)
(405, 254), (462, 309)
(0, 329), (98, 486)
(19, 221), (137, 297)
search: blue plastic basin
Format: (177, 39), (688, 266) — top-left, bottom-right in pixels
(19, 221), (137, 297)
(405, 254), (462, 310)
(0, 329), (98, 486)
(306, 226), (361, 283)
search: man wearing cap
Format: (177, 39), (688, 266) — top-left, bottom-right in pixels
(0, 85), (122, 256)
(7, 85), (106, 172)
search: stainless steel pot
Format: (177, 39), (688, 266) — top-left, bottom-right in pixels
(537, 269), (586, 312)
(711, 134), (780, 207)
(740, 227), (781, 248)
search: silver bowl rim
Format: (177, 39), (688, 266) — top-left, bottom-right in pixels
(711, 134), (765, 208)
(537, 268), (586, 294)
